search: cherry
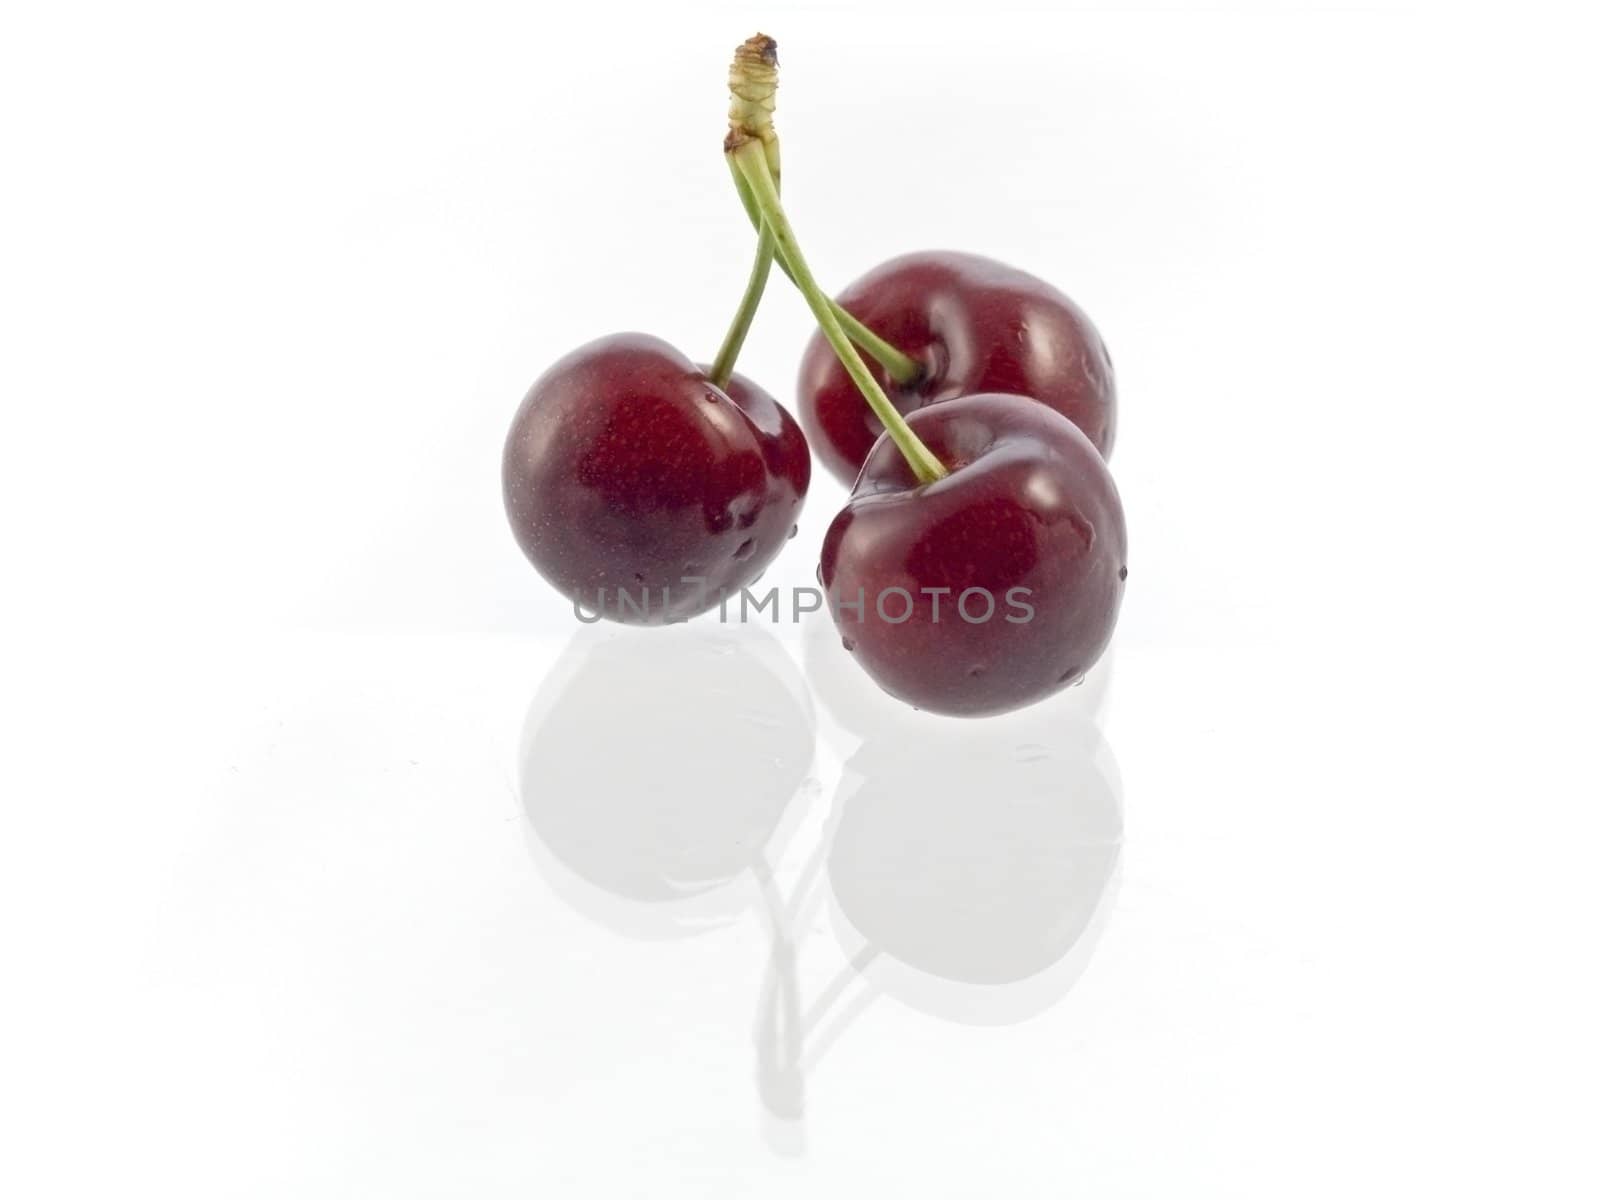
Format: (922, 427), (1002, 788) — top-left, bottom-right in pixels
(502, 37), (818, 625)
(796, 251), (1116, 484)
(502, 333), (809, 623)
(818, 393), (1126, 717)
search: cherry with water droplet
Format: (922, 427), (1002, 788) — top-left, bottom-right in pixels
(819, 392), (1125, 717)
(797, 251), (1115, 485)
(503, 333), (809, 623)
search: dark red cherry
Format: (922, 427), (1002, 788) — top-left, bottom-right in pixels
(819, 393), (1126, 717)
(798, 251), (1115, 484)
(503, 333), (809, 623)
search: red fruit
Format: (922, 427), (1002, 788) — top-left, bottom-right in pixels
(819, 392), (1126, 717)
(503, 333), (809, 623)
(798, 251), (1115, 484)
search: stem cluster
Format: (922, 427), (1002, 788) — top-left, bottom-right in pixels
(711, 33), (945, 484)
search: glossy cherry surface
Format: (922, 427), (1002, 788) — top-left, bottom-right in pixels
(819, 393), (1126, 717)
(798, 251), (1116, 484)
(504, 333), (809, 623)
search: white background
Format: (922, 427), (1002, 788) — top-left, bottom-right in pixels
(3, 0), (1598, 1195)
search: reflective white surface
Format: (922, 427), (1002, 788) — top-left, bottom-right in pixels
(6, 628), (1595, 1195)
(4, 2), (1599, 1196)
(515, 623), (1127, 1156)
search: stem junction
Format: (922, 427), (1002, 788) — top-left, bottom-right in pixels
(730, 138), (947, 484)
(723, 34), (922, 389)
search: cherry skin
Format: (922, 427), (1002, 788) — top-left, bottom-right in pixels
(503, 332), (809, 623)
(798, 251), (1115, 484)
(819, 393), (1126, 717)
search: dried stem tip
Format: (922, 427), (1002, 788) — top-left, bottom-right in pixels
(727, 34), (778, 150)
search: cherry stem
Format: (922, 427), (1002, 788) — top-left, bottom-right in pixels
(833, 300), (923, 387)
(730, 139), (947, 484)
(708, 224), (775, 389)
(726, 165), (922, 387)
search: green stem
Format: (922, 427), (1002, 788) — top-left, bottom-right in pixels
(726, 161), (922, 388)
(833, 304), (924, 388)
(730, 139), (947, 484)
(708, 224), (775, 388)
